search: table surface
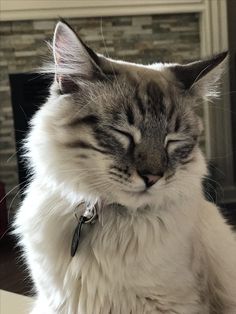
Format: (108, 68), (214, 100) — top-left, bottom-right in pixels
(0, 289), (33, 314)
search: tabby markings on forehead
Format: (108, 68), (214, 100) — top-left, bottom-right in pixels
(167, 104), (175, 122)
(134, 89), (146, 117)
(146, 81), (166, 117)
(174, 116), (181, 132)
(125, 105), (135, 125)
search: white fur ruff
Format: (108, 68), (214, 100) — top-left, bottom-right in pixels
(15, 174), (236, 313)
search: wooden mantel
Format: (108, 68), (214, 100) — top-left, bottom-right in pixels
(1, 1), (205, 21)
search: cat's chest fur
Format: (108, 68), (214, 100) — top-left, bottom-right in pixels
(20, 194), (209, 314)
(57, 204), (209, 313)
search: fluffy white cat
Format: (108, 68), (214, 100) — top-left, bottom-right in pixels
(15, 21), (236, 314)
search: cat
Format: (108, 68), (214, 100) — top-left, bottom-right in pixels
(14, 20), (236, 314)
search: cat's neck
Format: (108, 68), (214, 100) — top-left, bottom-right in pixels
(31, 175), (204, 220)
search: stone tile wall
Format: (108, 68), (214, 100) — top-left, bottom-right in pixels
(0, 13), (200, 214)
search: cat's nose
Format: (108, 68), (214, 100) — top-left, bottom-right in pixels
(138, 172), (163, 188)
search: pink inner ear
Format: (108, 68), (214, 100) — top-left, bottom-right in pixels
(54, 31), (70, 65)
(52, 21), (101, 89)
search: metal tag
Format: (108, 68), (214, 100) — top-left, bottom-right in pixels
(70, 205), (98, 257)
(71, 215), (86, 257)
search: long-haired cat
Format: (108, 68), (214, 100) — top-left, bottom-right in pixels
(15, 21), (236, 314)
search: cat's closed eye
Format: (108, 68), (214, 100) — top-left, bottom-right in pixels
(165, 135), (195, 159)
(110, 127), (135, 150)
(166, 139), (187, 150)
(173, 143), (195, 160)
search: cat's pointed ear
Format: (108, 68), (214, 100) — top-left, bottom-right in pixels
(53, 20), (101, 93)
(171, 51), (228, 99)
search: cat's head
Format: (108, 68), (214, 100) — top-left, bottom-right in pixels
(28, 21), (227, 208)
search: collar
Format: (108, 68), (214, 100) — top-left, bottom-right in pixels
(70, 201), (128, 257)
(71, 202), (98, 257)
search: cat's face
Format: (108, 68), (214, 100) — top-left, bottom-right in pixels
(30, 21), (226, 208)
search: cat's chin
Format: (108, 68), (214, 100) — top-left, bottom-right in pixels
(102, 188), (157, 210)
(122, 189), (151, 200)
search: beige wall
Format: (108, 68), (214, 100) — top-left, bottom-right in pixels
(0, 1), (206, 21)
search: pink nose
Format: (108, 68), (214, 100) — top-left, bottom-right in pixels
(138, 172), (163, 188)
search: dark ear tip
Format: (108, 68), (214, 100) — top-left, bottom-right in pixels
(222, 50), (228, 57)
(58, 17), (68, 24)
(58, 18), (73, 30)
(170, 50), (228, 91)
(213, 50), (228, 63)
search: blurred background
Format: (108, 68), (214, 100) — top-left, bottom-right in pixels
(0, 0), (235, 299)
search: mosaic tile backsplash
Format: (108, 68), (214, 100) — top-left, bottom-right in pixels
(0, 13), (200, 213)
